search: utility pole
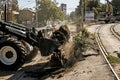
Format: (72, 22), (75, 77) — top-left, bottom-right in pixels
(83, 0), (86, 27)
(4, 3), (7, 22)
(81, 0), (84, 28)
(36, 0), (38, 27)
(106, 0), (109, 17)
(4, 0), (7, 22)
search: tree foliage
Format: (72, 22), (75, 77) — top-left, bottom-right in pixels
(12, 0), (19, 11)
(69, 11), (76, 21)
(73, 28), (90, 52)
(0, 0), (19, 22)
(74, 0), (100, 19)
(86, 0), (99, 11)
(93, 5), (103, 18)
(37, 0), (66, 25)
(112, 0), (120, 15)
(0, 0), (19, 10)
(75, 0), (82, 17)
(108, 3), (113, 14)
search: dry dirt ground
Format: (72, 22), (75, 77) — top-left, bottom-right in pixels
(98, 23), (120, 78)
(113, 23), (120, 77)
(99, 24), (120, 57)
(45, 24), (115, 80)
(0, 24), (115, 80)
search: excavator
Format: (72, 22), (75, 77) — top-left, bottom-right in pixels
(104, 0), (115, 23)
(0, 0), (70, 71)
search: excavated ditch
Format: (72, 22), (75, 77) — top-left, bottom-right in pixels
(24, 33), (99, 80)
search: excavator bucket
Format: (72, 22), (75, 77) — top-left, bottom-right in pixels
(51, 25), (70, 45)
(39, 25), (70, 56)
(39, 38), (60, 56)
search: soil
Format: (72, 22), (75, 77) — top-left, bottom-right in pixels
(0, 24), (115, 80)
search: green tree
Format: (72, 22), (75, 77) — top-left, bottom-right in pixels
(75, 0), (100, 17)
(0, 0), (19, 22)
(108, 3), (113, 15)
(87, 0), (99, 11)
(75, 0), (82, 16)
(37, 0), (66, 25)
(112, 0), (120, 15)
(69, 11), (76, 21)
(12, 0), (19, 11)
(92, 4), (104, 19)
(50, 2), (65, 21)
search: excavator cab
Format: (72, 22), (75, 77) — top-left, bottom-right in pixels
(104, 0), (116, 23)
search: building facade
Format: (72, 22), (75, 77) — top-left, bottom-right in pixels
(18, 8), (36, 27)
(60, 3), (67, 14)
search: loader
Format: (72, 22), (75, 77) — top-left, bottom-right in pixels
(0, 21), (70, 70)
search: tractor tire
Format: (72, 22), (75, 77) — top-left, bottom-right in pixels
(0, 37), (26, 71)
(25, 46), (39, 62)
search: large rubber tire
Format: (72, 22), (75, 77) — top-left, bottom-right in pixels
(25, 46), (39, 62)
(0, 37), (26, 71)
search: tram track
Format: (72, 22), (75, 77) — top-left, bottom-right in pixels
(110, 23), (120, 41)
(95, 24), (120, 80)
(1, 24), (119, 80)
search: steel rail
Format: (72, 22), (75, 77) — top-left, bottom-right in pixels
(110, 23), (120, 40)
(95, 24), (120, 80)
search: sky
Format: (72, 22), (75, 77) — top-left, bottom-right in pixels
(18, 0), (108, 14)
